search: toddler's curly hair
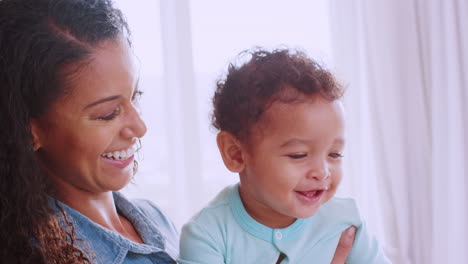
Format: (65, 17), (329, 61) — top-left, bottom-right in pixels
(212, 48), (344, 141)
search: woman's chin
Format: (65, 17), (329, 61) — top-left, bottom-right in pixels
(102, 171), (134, 192)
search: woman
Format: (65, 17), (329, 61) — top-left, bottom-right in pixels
(0, 0), (177, 263)
(0, 0), (355, 263)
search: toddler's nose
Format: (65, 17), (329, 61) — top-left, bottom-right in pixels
(307, 160), (330, 180)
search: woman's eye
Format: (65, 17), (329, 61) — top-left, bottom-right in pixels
(329, 152), (344, 159)
(287, 153), (307, 159)
(132, 90), (143, 102)
(97, 106), (121, 121)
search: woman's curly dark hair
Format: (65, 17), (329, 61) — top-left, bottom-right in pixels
(212, 49), (344, 141)
(0, 0), (130, 263)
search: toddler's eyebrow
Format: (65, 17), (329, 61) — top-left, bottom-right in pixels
(334, 138), (345, 147)
(280, 138), (310, 148)
(280, 138), (345, 148)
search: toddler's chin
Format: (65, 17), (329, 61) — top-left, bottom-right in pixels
(293, 207), (321, 219)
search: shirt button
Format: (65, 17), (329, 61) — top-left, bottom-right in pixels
(275, 231), (283, 240)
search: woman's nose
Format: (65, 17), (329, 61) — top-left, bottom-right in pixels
(121, 105), (147, 139)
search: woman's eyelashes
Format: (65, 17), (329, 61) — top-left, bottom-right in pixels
(96, 90), (143, 121)
(132, 90), (143, 102)
(97, 105), (121, 121)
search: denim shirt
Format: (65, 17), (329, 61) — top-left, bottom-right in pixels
(53, 192), (178, 264)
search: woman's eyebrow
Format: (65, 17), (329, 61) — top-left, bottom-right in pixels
(135, 77), (140, 90)
(84, 95), (121, 110)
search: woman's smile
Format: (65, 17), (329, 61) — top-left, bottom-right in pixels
(101, 154), (134, 169)
(101, 144), (138, 161)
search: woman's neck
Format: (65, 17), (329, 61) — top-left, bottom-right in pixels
(53, 182), (120, 229)
(49, 175), (144, 243)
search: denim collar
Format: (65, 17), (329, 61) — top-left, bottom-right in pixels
(52, 192), (175, 264)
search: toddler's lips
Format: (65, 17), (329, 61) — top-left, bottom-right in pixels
(295, 189), (325, 203)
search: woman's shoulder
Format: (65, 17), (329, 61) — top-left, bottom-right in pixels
(132, 199), (172, 223)
(114, 192), (179, 242)
(132, 199), (178, 233)
(118, 193), (180, 257)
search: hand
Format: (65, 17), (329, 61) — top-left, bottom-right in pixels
(331, 226), (357, 264)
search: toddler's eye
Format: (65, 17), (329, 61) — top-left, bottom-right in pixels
(97, 106), (121, 121)
(329, 152), (343, 159)
(288, 153), (307, 159)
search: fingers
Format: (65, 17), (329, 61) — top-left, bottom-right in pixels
(331, 225), (357, 264)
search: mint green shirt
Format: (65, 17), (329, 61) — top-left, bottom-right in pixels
(179, 184), (390, 264)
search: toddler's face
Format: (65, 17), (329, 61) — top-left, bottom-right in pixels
(238, 94), (345, 228)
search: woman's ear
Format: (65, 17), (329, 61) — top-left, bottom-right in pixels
(216, 131), (246, 173)
(29, 119), (43, 151)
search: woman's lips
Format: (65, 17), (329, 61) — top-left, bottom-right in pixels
(101, 154), (134, 169)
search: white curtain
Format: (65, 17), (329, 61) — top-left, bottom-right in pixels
(330, 0), (468, 263)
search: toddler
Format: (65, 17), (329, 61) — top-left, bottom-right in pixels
(179, 49), (390, 264)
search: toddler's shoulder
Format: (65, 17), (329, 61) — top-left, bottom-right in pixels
(318, 196), (362, 224)
(180, 185), (236, 255)
(185, 185), (234, 227)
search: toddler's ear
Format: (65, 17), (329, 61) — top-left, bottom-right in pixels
(216, 131), (245, 173)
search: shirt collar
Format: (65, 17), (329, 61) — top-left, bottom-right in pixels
(229, 183), (308, 243)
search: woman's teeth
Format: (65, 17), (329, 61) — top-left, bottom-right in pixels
(101, 145), (137, 160)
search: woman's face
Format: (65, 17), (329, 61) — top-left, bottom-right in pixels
(32, 38), (147, 195)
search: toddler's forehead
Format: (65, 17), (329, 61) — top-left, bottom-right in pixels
(247, 96), (344, 140)
(262, 92), (337, 120)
